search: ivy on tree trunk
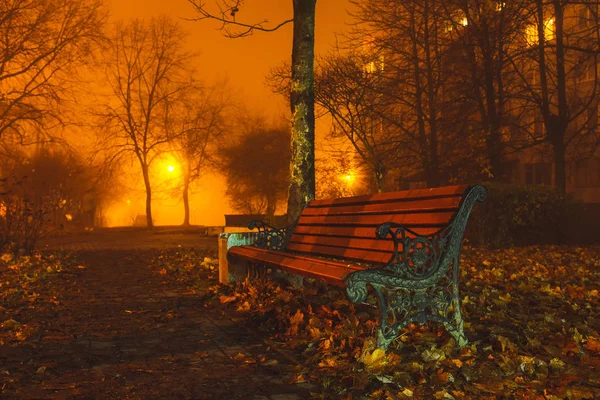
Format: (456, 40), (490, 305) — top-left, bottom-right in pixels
(287, 0), (316, 223)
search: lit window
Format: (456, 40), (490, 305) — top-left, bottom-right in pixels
(364, 61), (376, 74)
(364, 56), (384, 74)
(525, 18), (554, 46)
(545, 18), (555, 40)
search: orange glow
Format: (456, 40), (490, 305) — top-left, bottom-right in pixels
(97, 0), (353, 227)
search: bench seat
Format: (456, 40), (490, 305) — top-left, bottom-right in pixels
(228, 246), (366, 287)
(219, 184), (487, 349)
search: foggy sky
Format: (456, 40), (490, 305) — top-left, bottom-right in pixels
(104, 0), (355, 227)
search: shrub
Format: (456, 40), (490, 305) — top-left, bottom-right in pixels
(466, 182), (576, 248)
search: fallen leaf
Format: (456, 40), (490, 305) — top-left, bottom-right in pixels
(219, 295), (237, 304)
(1, 319), (20, 330)
(584, 337), (600, 354)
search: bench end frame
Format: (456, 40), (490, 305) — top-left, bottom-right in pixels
(218, 232), (262, 283)
(345, 184), (487, 350)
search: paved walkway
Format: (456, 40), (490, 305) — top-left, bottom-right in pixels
(1, 241), (319, 399)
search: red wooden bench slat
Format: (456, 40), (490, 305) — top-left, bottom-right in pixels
(292, 225), (441, 238)
(285, 242), (392, 264)
(297, 211), (455, 227)
(308, 185), (468, 208)
(302, 197), (461, 216)
(228, 246), (364, 286)
(289, 234), (395, 252)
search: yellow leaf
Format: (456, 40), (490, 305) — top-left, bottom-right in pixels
(159, 268), (167, 275)
(362, 348), (387, 371)
(1, 319), (20, 330)
(573, 328), (584, 354)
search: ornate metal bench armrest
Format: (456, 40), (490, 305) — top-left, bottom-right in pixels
(247, 219), (297, 251)
(375, 222), (450, 281)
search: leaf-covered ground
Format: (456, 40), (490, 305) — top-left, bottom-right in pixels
(2, 244), (599, 399)
(0, 247), (315, 399)
(203, 245), (600, 399)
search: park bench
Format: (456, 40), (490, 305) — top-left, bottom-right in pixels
(218, 184), (487, 349)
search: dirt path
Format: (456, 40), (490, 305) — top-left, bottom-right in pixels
(1, 247), (317, 399)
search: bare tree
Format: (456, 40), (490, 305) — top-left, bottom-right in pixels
(99, 16), (195, 228)
(438, 0), (531, 180)
(352, 0), (451, 187)
(507, 0), (600, 193)
(0, 0), (106, 144)
(219, 119), (290, 221)
(315, 52), (396, 192)
(187, 0), (316, 222)
(166, 86), (229, 226)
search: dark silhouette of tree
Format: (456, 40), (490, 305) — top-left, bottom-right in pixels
(219, 120), (290, 221)
(508, 0), (600, 193)
(99, 16), (195, 229)
(440, 0), (531, 181)
(0, 0), (106, 144)
(352, 0), (449, 188)
(187, 0), (316, 222)
(166, 86), (229, 226)
(0, 147), (99, 253)
(315, 52), (395, 192)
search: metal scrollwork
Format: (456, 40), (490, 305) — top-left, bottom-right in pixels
(248, 219), (296, 251)
(345, 184), (487, 350)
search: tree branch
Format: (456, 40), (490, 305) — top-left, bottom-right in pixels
(186, 0), (293, 38)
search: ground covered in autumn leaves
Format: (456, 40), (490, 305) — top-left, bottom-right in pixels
(1, 239), (600, 399)
(0, 244), (317, 399)
(206, 245), (600, 399)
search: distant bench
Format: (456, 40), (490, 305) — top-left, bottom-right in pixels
(218, 185), (487, 349)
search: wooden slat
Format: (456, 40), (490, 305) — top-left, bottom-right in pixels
(292, 225), (442, 238)
(302, 197), (461, 216)
(285, 243), (392, 264)
(228, 246), (364, 286)
(297, 211), (455, 227)
(308, 185), (468, 208)
(288, 234), (395, 252)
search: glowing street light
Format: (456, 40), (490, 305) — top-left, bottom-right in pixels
(344, 171), (356, 185)
(167, 165), (175, 173)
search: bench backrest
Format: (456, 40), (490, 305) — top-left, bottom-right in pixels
(286, 185), (470, 265)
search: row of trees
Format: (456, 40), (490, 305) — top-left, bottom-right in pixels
(0, 0), (294, 235)
(314, 0), (600, 194)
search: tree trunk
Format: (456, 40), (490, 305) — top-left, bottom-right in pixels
(374, 162), (386, 193)
(287, 0), (316, 223)
(265, 191), (277, 224)
(553, 0), (568, 194)
(483, 52), (504, 181)
(142, 165), (153, 229)
(182, 168), (190, 226)
(551, 132), (567, 194)
(422, 0), (441, 188)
